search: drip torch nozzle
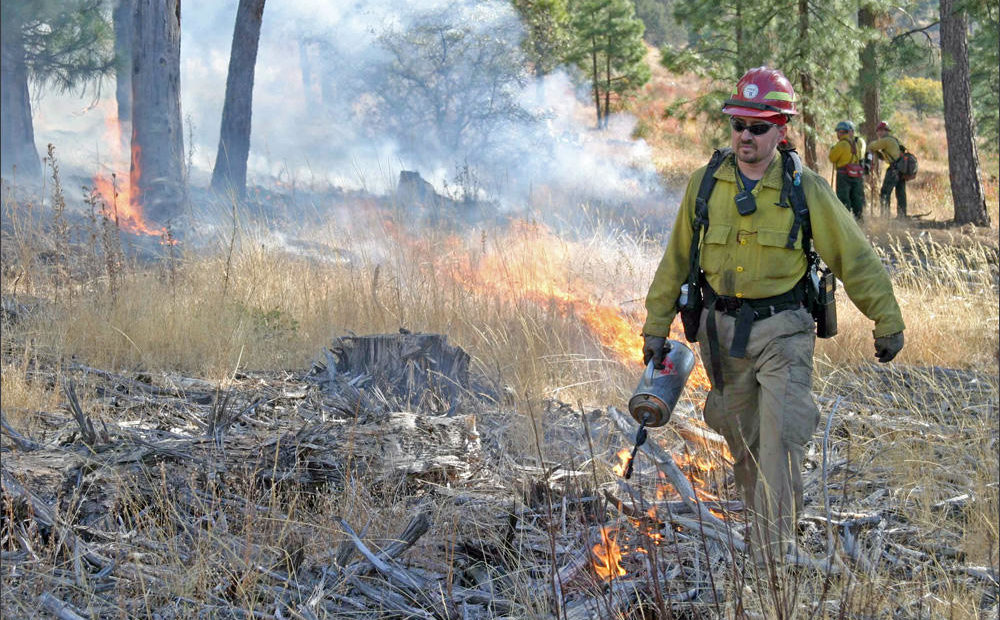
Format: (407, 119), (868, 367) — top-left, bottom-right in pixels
(623, 413), (650, 480)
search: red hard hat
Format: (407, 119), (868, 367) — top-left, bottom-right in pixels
(876, 121), (890, 131)
(722, 67), (798, 119)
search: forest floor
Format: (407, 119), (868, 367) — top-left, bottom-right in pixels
(2, 50), (998, 620)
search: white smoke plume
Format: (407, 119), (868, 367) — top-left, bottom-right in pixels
(31, 0), (673, 223)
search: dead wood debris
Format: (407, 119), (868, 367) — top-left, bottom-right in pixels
(1, 335), (997, 618)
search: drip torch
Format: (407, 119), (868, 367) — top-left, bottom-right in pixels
(622, 340), (695, 479)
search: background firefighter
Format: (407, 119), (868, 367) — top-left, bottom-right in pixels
(641, 67), (906, 565)
(867, 120), (908, 218)
(828, 120), (867, 220)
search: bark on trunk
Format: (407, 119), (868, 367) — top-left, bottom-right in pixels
(858, 6), (880, 140)
(590, 40), (601, 128)
(0, 12), (41, 181)
(113, 0), (134, 144)
(131, 0), (185, 227)
(939, 0), (990, 227)
(210, 0), (266, 200)
(797, 0), (817, 171)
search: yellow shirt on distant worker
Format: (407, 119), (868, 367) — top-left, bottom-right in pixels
(643, 152), (905, 339)
(867, 136), (902, 163)
(828, 136), (867, 169)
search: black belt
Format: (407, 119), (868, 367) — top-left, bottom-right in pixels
(706, 281), (807, 359)
(714, 294), (804, 321)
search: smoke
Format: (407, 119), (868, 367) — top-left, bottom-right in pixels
(31, 0), (674, 225)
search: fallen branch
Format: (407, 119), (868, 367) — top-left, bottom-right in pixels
(1, 411), (41, 451)
(607, 406), (734, 538)
(39, 592), (86, 620)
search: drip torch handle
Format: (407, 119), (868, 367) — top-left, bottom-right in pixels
(623, 414), (650, 480)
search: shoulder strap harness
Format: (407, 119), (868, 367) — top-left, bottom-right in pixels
(689, 147), (815, 385)
(690, 147), (811, 264)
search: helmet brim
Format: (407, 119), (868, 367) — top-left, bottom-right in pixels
(722, 104), (792, 119)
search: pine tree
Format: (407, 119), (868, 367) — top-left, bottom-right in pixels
(1, 0), (113, 180)
(940, 0), (989, 226)
(131, 0), (184, 226)
(659, 0), (861, 170)
(568, 0), (650, 128)
(211, 0), (267, 200)
(513, 0), (571, 78)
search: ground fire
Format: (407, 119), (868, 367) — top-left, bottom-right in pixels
(91, 109), (166, 238)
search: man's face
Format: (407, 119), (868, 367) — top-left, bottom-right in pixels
(837, 129), (849, 141)
(729, 115), (786, 165)
(876, 128), (887, 138)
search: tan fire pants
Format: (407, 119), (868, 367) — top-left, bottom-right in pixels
(697, 306), (820, 563)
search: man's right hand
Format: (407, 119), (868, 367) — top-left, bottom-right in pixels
(642, 335), (671, 369)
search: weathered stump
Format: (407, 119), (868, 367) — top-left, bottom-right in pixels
(326, 332), (471, 415)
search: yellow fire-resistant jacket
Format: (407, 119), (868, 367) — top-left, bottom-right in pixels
(867, 135), (902, 163)
(828, 136), (867, 169)
(643, 152), (905, 339)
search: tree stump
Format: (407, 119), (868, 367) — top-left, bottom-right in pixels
(328, 332), (471, 415)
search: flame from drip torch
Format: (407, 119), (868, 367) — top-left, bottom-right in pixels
(611, 447), (631, 477)
(591, 527), (625, 581)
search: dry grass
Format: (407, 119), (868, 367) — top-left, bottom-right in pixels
(2, 60), (998, 619)
(815, 232), (999, 369)
(1, 197), (662, 417)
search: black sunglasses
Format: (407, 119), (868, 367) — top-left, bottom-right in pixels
(730, 118), (776, 136)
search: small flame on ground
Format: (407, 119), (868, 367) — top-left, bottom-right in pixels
(591, 527), (626, 581)
(611, 447), (631, 477)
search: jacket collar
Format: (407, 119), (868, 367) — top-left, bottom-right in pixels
(714, 151), (784, 191)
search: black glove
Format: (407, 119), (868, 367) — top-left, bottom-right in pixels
(642, 335), (671, 369)
(874, 332), (904, 363)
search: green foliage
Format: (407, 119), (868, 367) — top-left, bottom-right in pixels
(248, 307), (299, 342)
(659, 0), (862, 140)
(968, 0), (999, 152)
(567, 0), (650, 127)
(1, 0), (114, 92)
(632, 0), (687, 47)
(897, 76), (943, 117)
(512, 0), (571, 77)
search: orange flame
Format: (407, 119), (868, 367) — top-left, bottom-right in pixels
(91, 106), (167, 239)
(591, 527), (625, 581)
(611, 447), (631, 477)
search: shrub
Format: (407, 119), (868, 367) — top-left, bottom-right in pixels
(897, 76), (943, 118)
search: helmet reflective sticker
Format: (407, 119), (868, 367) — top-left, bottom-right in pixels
(743, 84), (759, 99)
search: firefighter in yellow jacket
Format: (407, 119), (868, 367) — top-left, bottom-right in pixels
(828, 120), (867, 220)
(867, 120), (908, 218)
(641, 67), (905, 564)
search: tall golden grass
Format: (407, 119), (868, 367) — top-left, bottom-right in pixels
(2, 58), (997, 619)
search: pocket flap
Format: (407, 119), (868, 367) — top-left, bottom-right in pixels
(703, 224), (731, 245)
(758, 228), (799, 249)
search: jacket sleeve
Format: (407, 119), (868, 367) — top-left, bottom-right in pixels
(642, 168), (704, 337)
(804, 172), (905, 337)
(828, 140), (850, 168)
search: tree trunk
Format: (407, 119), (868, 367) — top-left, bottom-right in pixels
(797, 0), (817, 171)
(298, 38), (321, 109)
(590, 39), (601, 127)
(113, 0), (134, 146)
(857, 6), (880, 140)
(210, 0), (266, 200)
(0, 11), (41, 181)
(939, 0), (990, 227)
(858, 6), (882, 211)
(131, 0), (185, 227)
(603, 42), (611, 129)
